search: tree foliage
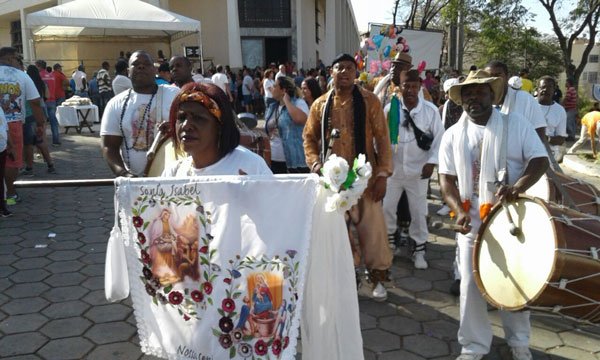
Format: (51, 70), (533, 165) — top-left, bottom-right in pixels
(392, 0), (564, 78)
(537, 0), (600, 86)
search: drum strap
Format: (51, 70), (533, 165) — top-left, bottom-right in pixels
(498, 113), (509, 185)
(156, 85), (163, 126)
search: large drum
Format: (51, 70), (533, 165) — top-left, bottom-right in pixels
(525, 172), (600, 215)
(144, 137), (184, 177)
(474, 196), (600, 323)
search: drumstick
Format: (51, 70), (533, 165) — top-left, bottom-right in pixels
(146, 128), (165, 162)
(502, 201), (520, 236)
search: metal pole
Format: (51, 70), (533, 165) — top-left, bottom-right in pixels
(14, 179), (116, 188)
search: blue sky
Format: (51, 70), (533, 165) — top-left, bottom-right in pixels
(350, 0), (561, 35)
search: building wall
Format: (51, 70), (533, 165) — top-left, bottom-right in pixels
(169, 0), (229, 70)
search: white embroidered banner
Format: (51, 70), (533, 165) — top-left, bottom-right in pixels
(113, 175), (321, 360)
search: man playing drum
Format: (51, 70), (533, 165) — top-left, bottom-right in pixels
(438, 70), (549, 360)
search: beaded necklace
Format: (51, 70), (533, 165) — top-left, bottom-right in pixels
(119, 88), (157, 168)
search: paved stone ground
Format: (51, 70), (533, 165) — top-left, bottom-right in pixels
(1, 128), (600, 359)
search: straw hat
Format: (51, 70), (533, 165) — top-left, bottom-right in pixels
(448, 70), (504, 106)
(392, 51), (412, 66)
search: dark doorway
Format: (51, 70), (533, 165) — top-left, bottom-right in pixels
(265, 37), (290, 67)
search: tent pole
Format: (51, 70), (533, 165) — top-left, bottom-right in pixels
(20, 8), (31, 62)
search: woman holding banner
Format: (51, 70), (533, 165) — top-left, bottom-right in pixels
(162, 82), (271, 177)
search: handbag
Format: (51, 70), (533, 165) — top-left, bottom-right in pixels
(104, 195), (130, 302)
(404, 109), (433, 151)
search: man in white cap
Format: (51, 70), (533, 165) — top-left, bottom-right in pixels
(438, 70), (548, 360)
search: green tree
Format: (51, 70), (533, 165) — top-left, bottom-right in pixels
(537, 0), (600, 86)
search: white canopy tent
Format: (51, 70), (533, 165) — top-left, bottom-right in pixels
(24, 0), (202, 66)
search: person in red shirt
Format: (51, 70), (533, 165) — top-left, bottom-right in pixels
(53, 63), (69, 102)
(562, 78), (578, 141)
(36, 60), (60, 146)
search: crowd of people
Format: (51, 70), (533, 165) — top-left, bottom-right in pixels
(1, 44), (598, 360)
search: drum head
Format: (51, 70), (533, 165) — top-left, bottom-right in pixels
(524, 173), (549, 201)
(475, 197), (556, 310)
(146, 138), (182, 177)
(238, 112), (258, 129)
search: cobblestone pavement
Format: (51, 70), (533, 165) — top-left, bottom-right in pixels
(1, 128), (599, 360)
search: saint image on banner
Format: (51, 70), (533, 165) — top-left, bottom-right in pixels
(236, 272), (285, 339)
(148, 208), (200, 286)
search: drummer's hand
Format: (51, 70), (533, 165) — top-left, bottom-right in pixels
(455, 211), (472, 234)
(496, 184), (520, 203)
(238, 169), (247, 175)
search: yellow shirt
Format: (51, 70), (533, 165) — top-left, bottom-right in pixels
(521, 77), (534, 93)
(581, 110), (600, 139)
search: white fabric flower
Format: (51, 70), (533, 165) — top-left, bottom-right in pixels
(356, 161), (372, 179)
(321, 155), (349, 192)
(351, 177), (369, 195)
(325, 191), (356, 213)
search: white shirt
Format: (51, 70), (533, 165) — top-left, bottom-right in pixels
(265, 104), (285, 162)
(540, 102), (567, 138)
(501, 87), (546, 130)
(242, 75), (253, 96)
(100, 85), (180, 176)
(0, 65), (40, 123)
(384, 98), (445, 178)
(162, 146), (272, 177)
(211, 73), (229, 93)
(112, 75), (132, 96)
(72, 70), (87, 91)
(263, 78), (275, 99)
(439, 112), (548, 187)
(275, 71), (286, 80)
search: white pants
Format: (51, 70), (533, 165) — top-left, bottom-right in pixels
(568, 123), (599, 154)
(457, 208), (530, 355)
(383, 176), (429, 246)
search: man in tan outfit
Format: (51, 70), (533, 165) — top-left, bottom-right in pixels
(303, 53), (393, 301)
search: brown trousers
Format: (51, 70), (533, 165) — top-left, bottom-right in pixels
(348, 196), (393, 272)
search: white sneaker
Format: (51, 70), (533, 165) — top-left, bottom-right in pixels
(456, 354), (483, 360)
(510, 347), (532, 360)
(437, 204), (451, 216)
(372, 282), (387, 302)
(413, 251), (428, 269)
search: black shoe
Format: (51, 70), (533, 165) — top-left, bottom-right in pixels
(1, 208), (12, 218)
(450, 279), (461, 296)
(355, 269), (362, 289)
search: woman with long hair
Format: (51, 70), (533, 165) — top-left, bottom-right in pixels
(264, 76), (310, 173)
(162, 82), (271, 176)
(300, 77), (322, 107)
(24, 64), (55, 174)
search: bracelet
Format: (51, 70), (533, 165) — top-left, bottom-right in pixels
(311, 161), (321, 171)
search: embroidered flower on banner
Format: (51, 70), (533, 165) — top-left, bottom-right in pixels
(321, 153), (372, 213)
